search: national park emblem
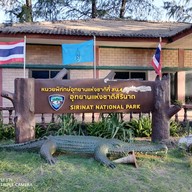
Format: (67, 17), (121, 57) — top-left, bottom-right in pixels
(48, 94), (65, 111)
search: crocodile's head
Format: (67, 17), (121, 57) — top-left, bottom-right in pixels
(178, 135), (192, 152)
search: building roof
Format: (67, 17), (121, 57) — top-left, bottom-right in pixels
(0, 19), (191, 38)
(0, 19), (192, 48)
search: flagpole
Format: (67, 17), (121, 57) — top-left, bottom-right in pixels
(93, 36), (96, 79)
(159, 37), (162, 80)
(23, 36), (27, 78)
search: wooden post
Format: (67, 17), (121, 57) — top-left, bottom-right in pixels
(1, 78), (35, 143)
(151, 76), (182, 142)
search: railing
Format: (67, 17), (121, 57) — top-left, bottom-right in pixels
(1, 105), (192, 126)
(0, 107), (14, 124)
(37, 112), (151, 127)
(182, 104), (192, 123)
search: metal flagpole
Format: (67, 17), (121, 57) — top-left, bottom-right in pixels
(24, 36), (27, 78)
(159, 37), (162, 80)
(93, 35), (96, 79)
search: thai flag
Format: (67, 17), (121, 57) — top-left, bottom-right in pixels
(151, 42), (162, 77)
(0, 39), (25, 64)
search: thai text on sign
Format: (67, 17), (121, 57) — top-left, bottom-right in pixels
(35, 78), (155, 114)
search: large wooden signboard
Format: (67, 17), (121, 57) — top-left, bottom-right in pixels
(1, 76), (182, 143)
(35, 79), (155, 114)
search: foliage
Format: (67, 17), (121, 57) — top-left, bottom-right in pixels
(60, 0), (161, 20)
(35, 124), (49, 138)
(127, 116), (188, 138)
(0, 112), (15, 140)
(87, 113), (134, 142)
(0, 0), (162, 23)
(33, 0), (66, 21)
(0, 124), (15, 140)
(55, 114), (85, 136)
(184, 120), (192, 136)
(185, 96), (192, 104)
(127, 116), (152, 137)
(163, 0), (192, 22)
(126, 116), (188, 138)
(0, 0), (33, 22)
(172, 100), (183, 107)
(0, 112), (189, 140)
(36, 114), (87, 138)
(169, 120), (183, 137)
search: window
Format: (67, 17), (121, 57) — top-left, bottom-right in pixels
(130, 72), (146, 80)
(114, 71), (178, 104)
(30, 70), (68, 79)
(185, 72), (192, 104)
(114, 71), (146, 80)
(163, 72), (177, 104)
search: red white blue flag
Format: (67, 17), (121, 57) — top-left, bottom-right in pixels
(151, 42), (162, 77)
(0, 39), (25, 64)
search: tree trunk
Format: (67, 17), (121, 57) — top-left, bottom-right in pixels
(92, 0), (97, 18)
(119, 0), (127, 18)
(25, 0), (33, 22)
(1, 78), (35, 143)
(151, 76), (182, 142)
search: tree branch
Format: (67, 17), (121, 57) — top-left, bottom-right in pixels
(1, 91), (14, 104)
(104, 71), (116, 80)
(167, 105), (182, 119)
(53, 68), (68, 79)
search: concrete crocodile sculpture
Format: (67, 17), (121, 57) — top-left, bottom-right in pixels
(0, 135), (168, 168)
(178, 134), (192, 152)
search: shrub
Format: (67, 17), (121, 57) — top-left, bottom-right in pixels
(0, 124), (15, 140)
(55, 114), (85, 136)
(87, 113), (134, 142)
(170, 120), (183, 137)
(35, 124), (49, 138)
(0, 112), (187, 141)
(126, 116), (152, 137)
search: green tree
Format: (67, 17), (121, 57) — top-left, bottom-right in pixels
(1, 0), (162, 23)
(163, 0), (192, 22)
(0, 0), (33, 22)
(59, 0), (161, 20)
(33, 0), (68, 21)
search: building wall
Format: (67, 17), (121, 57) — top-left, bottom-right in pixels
(1, 68), (29, 123)
(99, 48), (153, 66)
(27, 45), (62, 65)
(99, 47), (180, 67)
(1, 45), (192, 107)
(162, 49), (178, 67)
(1, 44), (192, 123)
(70, 70), (94, 79)
(25, 45), (187, 69)
(2, 68), (29, 107)
(184, 50), (192, 67)
(99, 70), (112, 79)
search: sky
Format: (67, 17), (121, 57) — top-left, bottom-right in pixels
(0, 12), (5, 23)
(0, 0), (169, 23)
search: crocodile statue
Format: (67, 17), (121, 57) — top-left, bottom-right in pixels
(178, 134), (192, 152)
(0, 135), (168, 168)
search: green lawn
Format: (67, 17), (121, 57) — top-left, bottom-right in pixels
(0, 146), (192, 192)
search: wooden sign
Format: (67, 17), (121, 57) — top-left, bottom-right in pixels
(1, 76), (182, 143)
(35, 79), (155, 114)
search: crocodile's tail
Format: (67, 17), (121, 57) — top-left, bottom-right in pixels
(0, 137), (47, 152)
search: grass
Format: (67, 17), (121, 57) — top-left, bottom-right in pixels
(0, 144), (192, 192)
